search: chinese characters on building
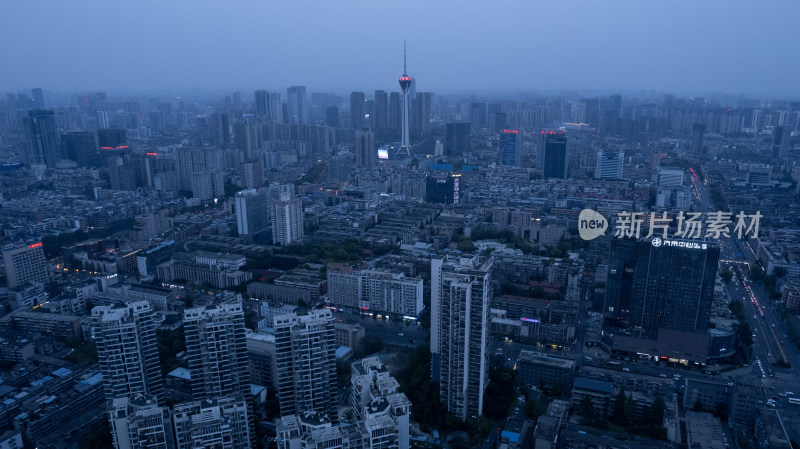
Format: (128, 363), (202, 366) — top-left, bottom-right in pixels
(613, 211), (761, 240)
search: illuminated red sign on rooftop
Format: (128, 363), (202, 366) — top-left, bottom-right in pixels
(29, 242), (43, 249)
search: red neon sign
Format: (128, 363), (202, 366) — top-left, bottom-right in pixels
(146, 152), (158, 156)
(29, 242), (43, 249)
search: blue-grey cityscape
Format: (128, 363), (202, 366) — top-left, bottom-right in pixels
(2, 2), (800, 449)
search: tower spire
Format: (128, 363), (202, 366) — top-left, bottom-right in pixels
(403, 40), (407, 75)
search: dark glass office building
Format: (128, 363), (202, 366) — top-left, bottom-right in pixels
(444, 123), (471, 156)
(24, 109), (62, 167)
(539, 132), (568, 179)
(425, 173), (460, 205)
(499, 129), (520, 166)
(605, 238), (719, 340)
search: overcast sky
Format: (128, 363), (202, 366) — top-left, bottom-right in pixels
(2, 0), (798, 98)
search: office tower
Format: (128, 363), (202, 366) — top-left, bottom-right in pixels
(411, 92), (431, 134)
(96, 110), (110, 129)
(211, 112), (232, 145)
(605, 239), (719, 340)
(396, 43), (414, 157)
(469, 102), (487, 128)
(235, 188), (269, 239)
(98, 128), (128, 148)
(172, 395), (251, 449)
(274, 309), (337, 420)
(31, 87), (44, 108)
(287, 86), (307, 123)
(254, 89), (269, 116)
(691, 123), (706, 154)
(444, 123), (471, 156)
(430, 256), (492, 420)
(425, 173), (460, 205)
(108, 394), (171, 449)
(595, 150), (624, 179)
(350, 92), (366, 129)
(93, 301), (165, 404)
(374, 90), (388, 130)
(271, 191), (304, 245)
(389, 92), (402, 131)
(490, 112), (507, 133)
(326, 106), (340, 128)
(355, 130), (376, 167)
(184, 302), (250, 400)
(773, 125), (790, 159)
(1, 243), (48, 289)
(23, 109), (63, 167)
(61, 131), (98, 166)
(239, 159), (264, 189)
(498, 129), (521, 166)
(538, 132), (568, 179)
(234, 119), (262, 157)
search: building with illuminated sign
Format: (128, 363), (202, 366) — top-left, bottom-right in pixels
(499, 129), (521, 166)
(424, 173), (460, 205)
(537, 131), (568, 179)
(1, 243), (48, 289)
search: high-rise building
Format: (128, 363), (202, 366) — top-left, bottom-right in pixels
(691, 123), (706, 154)
(235, 118), (263, 157)
(396, 43), (414, 157)
(172, 395), (251, 449)
(374, 90), (388, 130)
(235, 188), (269, 239)
(211, 112), (232, 146)
(1, 243), (48, 289)
(92, 301), (165, 405)
(444, 123), (471, 156)
(425, 173), (460, 205)
(389, 92), (402, 131)
(254, 90), (269, 116)
(773, 125), (790, 159)
(355, 130), (376, 167)
(498, 129), (521, 166)
(239, 159), (264, 189)
(271, 191), (304, 245)
(287, 86), (307, 123)
(96, 110), (110, 129)
(31, 87), (44, 108)
(350, 92), (366, 129)
(605, 239), (720, 340)
(108, 394), (171, 449)
(538, 132), (568, 179)
(184, 302), (250, 400)
(23, 109), (62, 167)
(411, 92), (431, 135)
(274, 309), (337, 420)
(98, 128), (128, 148)
(595, 150), (624, 179)
(431, 256), (492, 420)
(326, 106), (340, 128)
(469, 103), (487, 128)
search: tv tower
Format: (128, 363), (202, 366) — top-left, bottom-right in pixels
(396, 41), (413, 157)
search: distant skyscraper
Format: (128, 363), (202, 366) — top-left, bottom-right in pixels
(96, 110), (110, 129)
(235, 188), (269, 239)
(61, 131), (98, 166)
(31, 87), (44, 108)
(254, 89), (269, 116)
(411, 92), (431, 135)
(355, 130), (376, 167)
(469, 103), (487, 128)
(773, 125), (790, 159)
(498, 129), (521, 166)
(389, 92), (402, 131)
(326, 106), (340, 128)
(431, 256), (492, 420)
(184, 301), (250, 400)
(23, 109), (62, 167)
(538, 132), (568, 179)
(691, 123), (706, 154)
(274, 309), (338, 420)
(93, 301), (165, 405)
(444, 123), (471, 156)
(271, 191), (304, 245)
(287, 86), (307, 123)
(1, 243), (48, 289)
(374, 90), (389, 130)
(350, 92), (366, 129)
(211, 112), (232, 145)
(595, 150), (624, 179)
(396, 42), (414, 157)
(605, 239), (720, 340)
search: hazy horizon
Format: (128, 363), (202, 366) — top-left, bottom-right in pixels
(3, 0), (799, 99)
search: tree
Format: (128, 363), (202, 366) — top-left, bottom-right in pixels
(578, 396), (595, 418)
(750, 265), (764, 282)
(720, 270), (733, 283)
(612, 389), (627, 425)
(646, 398), (666, 425)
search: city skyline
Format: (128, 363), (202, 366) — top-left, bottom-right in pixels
(2, 0), (800, 97)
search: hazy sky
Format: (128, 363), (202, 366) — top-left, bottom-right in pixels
(2, 0), (799, 97)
